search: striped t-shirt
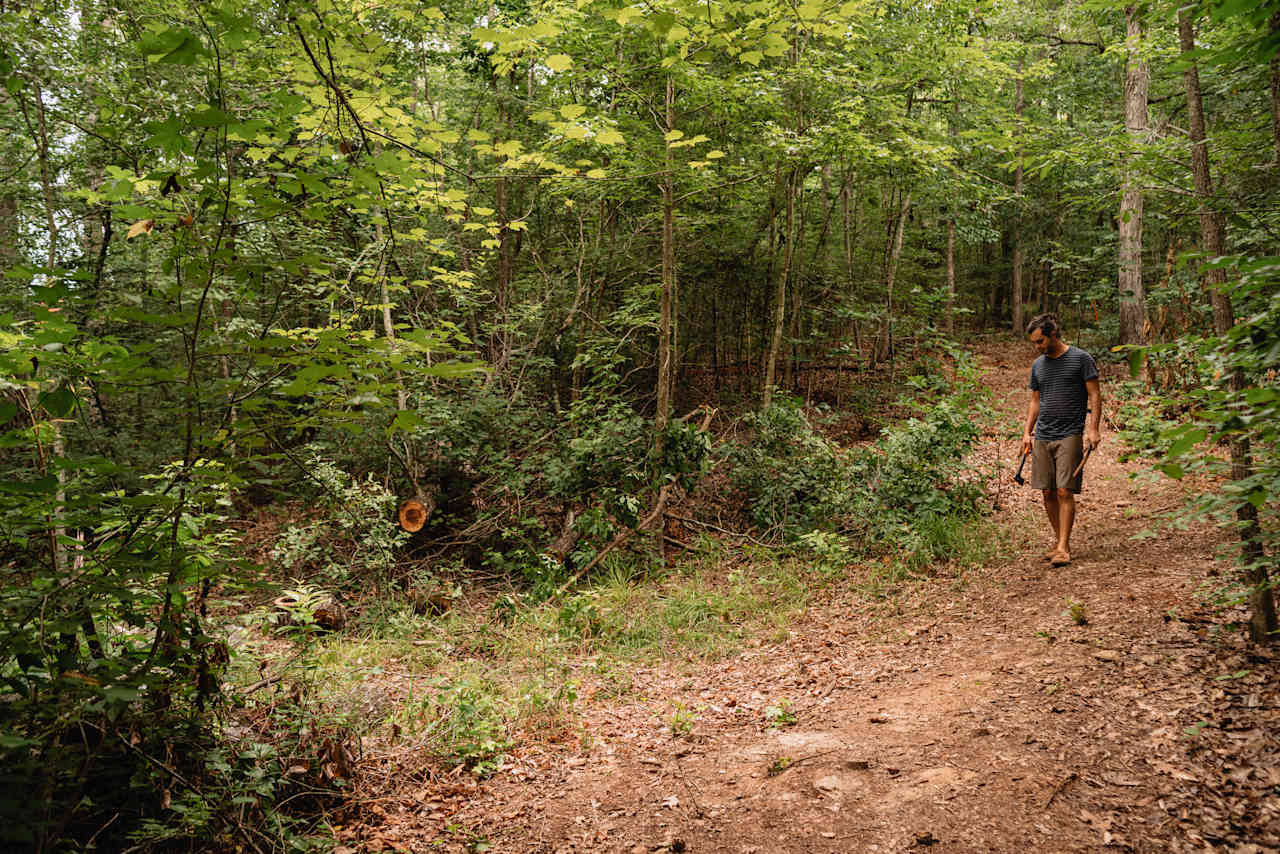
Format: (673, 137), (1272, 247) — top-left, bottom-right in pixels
(1029, 345), (1098, 441)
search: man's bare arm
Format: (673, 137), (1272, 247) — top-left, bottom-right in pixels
(1085, 379), (1102, 449)
(1022, 390), (1040, 456)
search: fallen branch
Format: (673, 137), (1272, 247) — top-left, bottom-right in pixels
(555, 407), (715, 595)
(240, 675), (283, 695)
(1044, 771), (1078, 808)
(555, 484), (672, 595)
(664, 513), (779, 548)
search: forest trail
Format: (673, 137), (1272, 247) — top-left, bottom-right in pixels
(362, 340), (1278, 854)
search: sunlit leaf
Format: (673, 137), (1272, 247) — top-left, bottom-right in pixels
(127, 220), (155, 239)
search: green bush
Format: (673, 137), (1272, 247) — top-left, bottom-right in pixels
(269, 457), (408, 587)
(726, 360), (986, 572)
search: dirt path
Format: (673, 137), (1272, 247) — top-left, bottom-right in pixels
(353, 342), (1279, 853)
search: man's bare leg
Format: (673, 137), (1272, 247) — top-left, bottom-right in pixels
(1042, 489), (1060, 557)
(1053, 488), (1075, 563)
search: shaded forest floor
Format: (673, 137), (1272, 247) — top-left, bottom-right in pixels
(338, 339), (1279, 854)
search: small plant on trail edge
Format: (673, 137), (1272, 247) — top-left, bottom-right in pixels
(273, 581), (335, 636)
(763, 700), (797, 728)
(393, 678), (512, 776)
(669, 703), (697, 738)
(1064, 599), (1088, 626)
(767, 755), (794, 776)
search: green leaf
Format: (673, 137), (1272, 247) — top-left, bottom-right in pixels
(141, 28), (204, 65)
(389, 410), (426, 433)
(1127, 346), (1146, 378)
(545, 54), (573, 72)
(38, 386), (76, 418)
(189, 108), (233, 127)
(1245, 387), (1276, 405)
(1166, 428), (1206, 459)
(740, 50), (763, 66)
(0, 475), (59, 494)
(1157, 463), (1184, 480)
(0, 402), (16, 425)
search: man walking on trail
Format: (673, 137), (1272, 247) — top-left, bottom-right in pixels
(1021, 314), (1102, 567)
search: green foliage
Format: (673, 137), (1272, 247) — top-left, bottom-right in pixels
(726, 396), (848, 532)
(269, 458), (408, 587)
(1128, 255), (1280, 629)
(726, 363), (986, 573)
(397, 678), (514, 776)
(763, 699), (797, 728)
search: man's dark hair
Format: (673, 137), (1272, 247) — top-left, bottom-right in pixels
(1026, 313), (1060, 337)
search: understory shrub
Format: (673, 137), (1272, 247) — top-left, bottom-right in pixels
(727, 356), (987, 571)
(270, 457), (409, 587)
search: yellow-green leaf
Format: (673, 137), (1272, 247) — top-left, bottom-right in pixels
(127, 219), (155, 239)
(560, 104), (587, 120)
(596, 129), (625, 145)
(664, 129), (684, 142)
(545, 54), (573, 72)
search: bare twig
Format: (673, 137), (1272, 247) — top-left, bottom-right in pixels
(1044, 771), (1078, 808)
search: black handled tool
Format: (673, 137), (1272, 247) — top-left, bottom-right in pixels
(1013, 449), (1029, 485)
(1071, 443), (1094, 479)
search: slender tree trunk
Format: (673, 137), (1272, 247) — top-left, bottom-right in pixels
(784, 183), (807, 391)
(1118, 5), (1149, 345)
(1012, 61), (1025, 336)
(840, 172), (859, 361)
(946, 217), (956, 336)
(875, 189), (910, 367)
(946, 92), (958, 336)
(1180, 11), (1278, 644)
(657, 75), (676, 432)
(762, 167), (797, 408)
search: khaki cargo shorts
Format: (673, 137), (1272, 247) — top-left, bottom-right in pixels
(1032, 434), (1085, 493)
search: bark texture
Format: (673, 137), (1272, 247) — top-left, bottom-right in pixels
(1011, 64), (1025, 336)
(1118, 6), (1149, 346)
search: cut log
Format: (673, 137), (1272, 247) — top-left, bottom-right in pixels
(398, 499), (429, 532)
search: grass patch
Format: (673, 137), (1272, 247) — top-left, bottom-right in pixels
(220, 482), (1008, 781)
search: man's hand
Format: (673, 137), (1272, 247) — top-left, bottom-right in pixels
(1085, 428), (1101, 451)
(1021, 433), (1034, 457)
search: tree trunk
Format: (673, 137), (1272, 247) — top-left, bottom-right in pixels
(1118, 5), (1149, 346)
(784, 182), (807, 391)
(874, 188), (911, 368)
(762, 166), (798, 408)
(1180, 11), (1278, 644)
(657, 75), (677, 432)
(1012, 61), (1025, 336)
(946, 216), (956, 336)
